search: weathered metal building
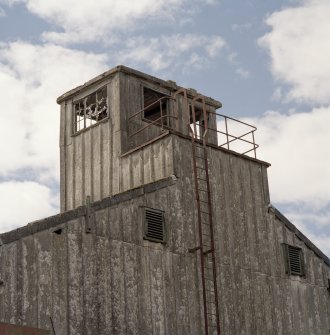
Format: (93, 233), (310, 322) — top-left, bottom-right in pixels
(0, 65), (329, 335)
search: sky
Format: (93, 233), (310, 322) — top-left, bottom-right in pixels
(0, 0), (329, 256)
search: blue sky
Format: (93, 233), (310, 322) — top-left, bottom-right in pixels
(0, 0), (329, 256)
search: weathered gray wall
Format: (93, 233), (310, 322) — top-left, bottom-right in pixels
(59, 69), (220, 213)
(0, 179), (203, 335)
(59, 72), (175, 212)
(172, 135), (330, 335)
(1, 133), (330, 334)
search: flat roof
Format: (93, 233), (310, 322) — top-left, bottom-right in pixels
(56, 65), (222, 108)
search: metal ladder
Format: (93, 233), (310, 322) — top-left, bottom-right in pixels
(189, 96), (221, 335)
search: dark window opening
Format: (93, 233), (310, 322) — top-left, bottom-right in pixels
(74, 86), (108, 133)
(143, 87), (168, 126)
(143, 207), (166, 243)
(284, 244), (305, 276)
(53, 228), (63, 235)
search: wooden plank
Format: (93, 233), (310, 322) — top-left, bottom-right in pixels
(108, 205), (123, 241)
(100, 120), (111, 199)
(137, 246), (153, 334)
(82, 232), (98, 335)
(92, 126), (102, 201)
(123, 243), (138, 335)
(109, 240), (126, 334)
(2, 242), (18, 324)
(83, 129), (92, 202)
(121, 155), (131, 192)
(35, 231), (52, 330)
(74, 135), (84, 208)
(112, 130), (121, 195)
(153, 140), (164, 181)
(51, 225), (68, 335)
(96, 237), (112, 334)
(143, 147), (152, 185)
(21, 236), (38, 327)
(163, 136), (174, 177)
(67, 219), (84, 335)
(162, 252), (177, 335)
(65, 143), (74, 211)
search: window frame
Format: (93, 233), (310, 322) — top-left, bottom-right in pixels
(72, 85), (109, 135)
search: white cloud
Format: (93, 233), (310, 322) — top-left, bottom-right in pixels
(235, 67), (250, 79)
(259, 0), (330, 104)
(0, 0), (215, 45)
(253, 107), (330, 207)
(0, 181), (58, 232)
(0, 41), (108, 181)
(248, 107), (330, 255)
(0, 7), (5, 16)
(117, 34), (225, 72)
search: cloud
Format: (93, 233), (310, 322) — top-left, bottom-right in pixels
(248, 107), (330, 255)
(116, 34), (225, 72)
(1, 0), (215, 45)
(0, 7), (5, 16)
(0, 41), (108, 182)
(0, 181), (58, 232)
(252, 107), (330, 207)
(259, 0), (330, 104)
(235, 67), (250, 79)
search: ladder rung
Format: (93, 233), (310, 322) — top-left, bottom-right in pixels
(195, 155), (206, 160)
(197, 177), (207, 181)
(203, 249), (213, 255)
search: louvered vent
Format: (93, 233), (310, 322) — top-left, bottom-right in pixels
(286, 245), (304, 276)
(144, 208), (165, 243)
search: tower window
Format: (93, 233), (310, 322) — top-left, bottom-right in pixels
(143, 87), (169, 126)
(74, 86), (108, 133)
(284, 244), (305, 276)
(143, 207), (166, 243)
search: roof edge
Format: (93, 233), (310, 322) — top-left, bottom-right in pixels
(0, 176), (177, 246)
(56, 65), (222, 108)
(273, 207), (330, 267)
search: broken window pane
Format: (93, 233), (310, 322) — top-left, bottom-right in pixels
(74, 86), (109, 133)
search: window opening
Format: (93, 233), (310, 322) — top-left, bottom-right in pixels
(74, 86), (108, 133)
(189, 105), (206, 140)
(284, 244), (304, 276)
(143, 207), (166, 243)
(143, 87), (168, 126)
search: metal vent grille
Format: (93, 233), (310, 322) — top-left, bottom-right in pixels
(144, 208), (165, 243)
(286, 245), (304, 276)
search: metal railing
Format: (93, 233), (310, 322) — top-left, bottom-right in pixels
(128, 96), (176, 138)
(128, 90), (259, 158)
(191, 110), (258, 158)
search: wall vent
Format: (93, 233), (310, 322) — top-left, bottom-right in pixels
(143, 208), (165, 243)
(284, 244), (304, 276)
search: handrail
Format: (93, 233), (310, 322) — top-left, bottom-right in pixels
(129, 114), (177, 137)
(128, 88), (259, 159)
(128, 96), (174, 121)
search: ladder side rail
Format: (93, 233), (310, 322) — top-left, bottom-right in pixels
(192, 95), (221, 335)
(191, 132), (211, 335)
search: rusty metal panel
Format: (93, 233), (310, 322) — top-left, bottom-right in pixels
(0, 322), (50, 335)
